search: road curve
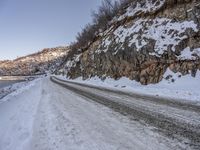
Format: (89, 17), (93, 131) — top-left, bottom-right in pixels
(51, 76), (200, 149)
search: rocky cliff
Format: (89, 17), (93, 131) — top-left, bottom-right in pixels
(59, 0), (200, 85)
(0, 47), (69, 76)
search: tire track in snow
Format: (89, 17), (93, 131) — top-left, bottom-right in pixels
(51, 76), (200, 149)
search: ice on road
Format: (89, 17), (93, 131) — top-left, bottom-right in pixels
(0, 78), (189, 150)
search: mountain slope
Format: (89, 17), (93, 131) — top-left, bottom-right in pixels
(59, 0), (200, 85)
(0, 47), (70, 76)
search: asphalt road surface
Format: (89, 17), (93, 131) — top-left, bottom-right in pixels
(51, 76), (200, 149)
(1, 77), (200, 150)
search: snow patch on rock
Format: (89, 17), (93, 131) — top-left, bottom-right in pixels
(105, 18), (198, 55)
(178, 47), (200, 60)
(116, 0), (165, 22)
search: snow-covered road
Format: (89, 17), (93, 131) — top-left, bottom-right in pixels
(0, 77), (199, 150)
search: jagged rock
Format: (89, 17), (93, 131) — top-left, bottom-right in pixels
(58, 0), (200, 85)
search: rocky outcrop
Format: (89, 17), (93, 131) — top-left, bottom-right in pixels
(0, 47), (70, 76)
(59, 0), (200, 85)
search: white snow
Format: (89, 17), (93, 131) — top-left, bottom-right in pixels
(0, 78), (42, 150)
(0, 81), (28, 102)
(0, 77), (185, 150)
(64, 54), (82, 72)
(0, 79), (41, 104)
(93, 1), (199, 58)
(59, 69), (200, 103)
(108, 18), (198, 55)
(178, 47), (200, 60)
(116, 0), (165, 22)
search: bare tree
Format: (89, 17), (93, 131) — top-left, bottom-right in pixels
(71, 0), (136, 53)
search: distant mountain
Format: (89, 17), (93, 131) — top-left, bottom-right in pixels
(57, 0), (200, 85)
(0, 47), (70, 76)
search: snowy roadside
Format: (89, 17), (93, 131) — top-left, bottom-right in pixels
(1, 77), (191, 150)
(0, 78), (42, 104)
(0, 78), (43, 150)
(55, 69), (200, 104)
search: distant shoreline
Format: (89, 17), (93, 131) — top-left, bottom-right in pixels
(0, 74), (44, 81)
(0, 76), (26, 81)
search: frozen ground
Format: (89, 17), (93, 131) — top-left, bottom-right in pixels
(57, 69), (200, 104)
(0, 77), (197, 150)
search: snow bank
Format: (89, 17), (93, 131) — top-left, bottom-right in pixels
(56, 70), (200, 103)
(0, 78), (43, 150)
(0, 78), (42, 104)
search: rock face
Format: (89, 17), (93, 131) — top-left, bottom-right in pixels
(0, 47), (70, 76)
(59, 0), (200, 85)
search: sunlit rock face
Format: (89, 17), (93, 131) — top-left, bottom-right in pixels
(60, 0), (200, 85)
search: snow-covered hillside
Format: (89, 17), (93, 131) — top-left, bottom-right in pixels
(0, 47), (70, 76)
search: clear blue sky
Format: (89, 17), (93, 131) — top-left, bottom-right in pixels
(0, 0), (102, 60)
